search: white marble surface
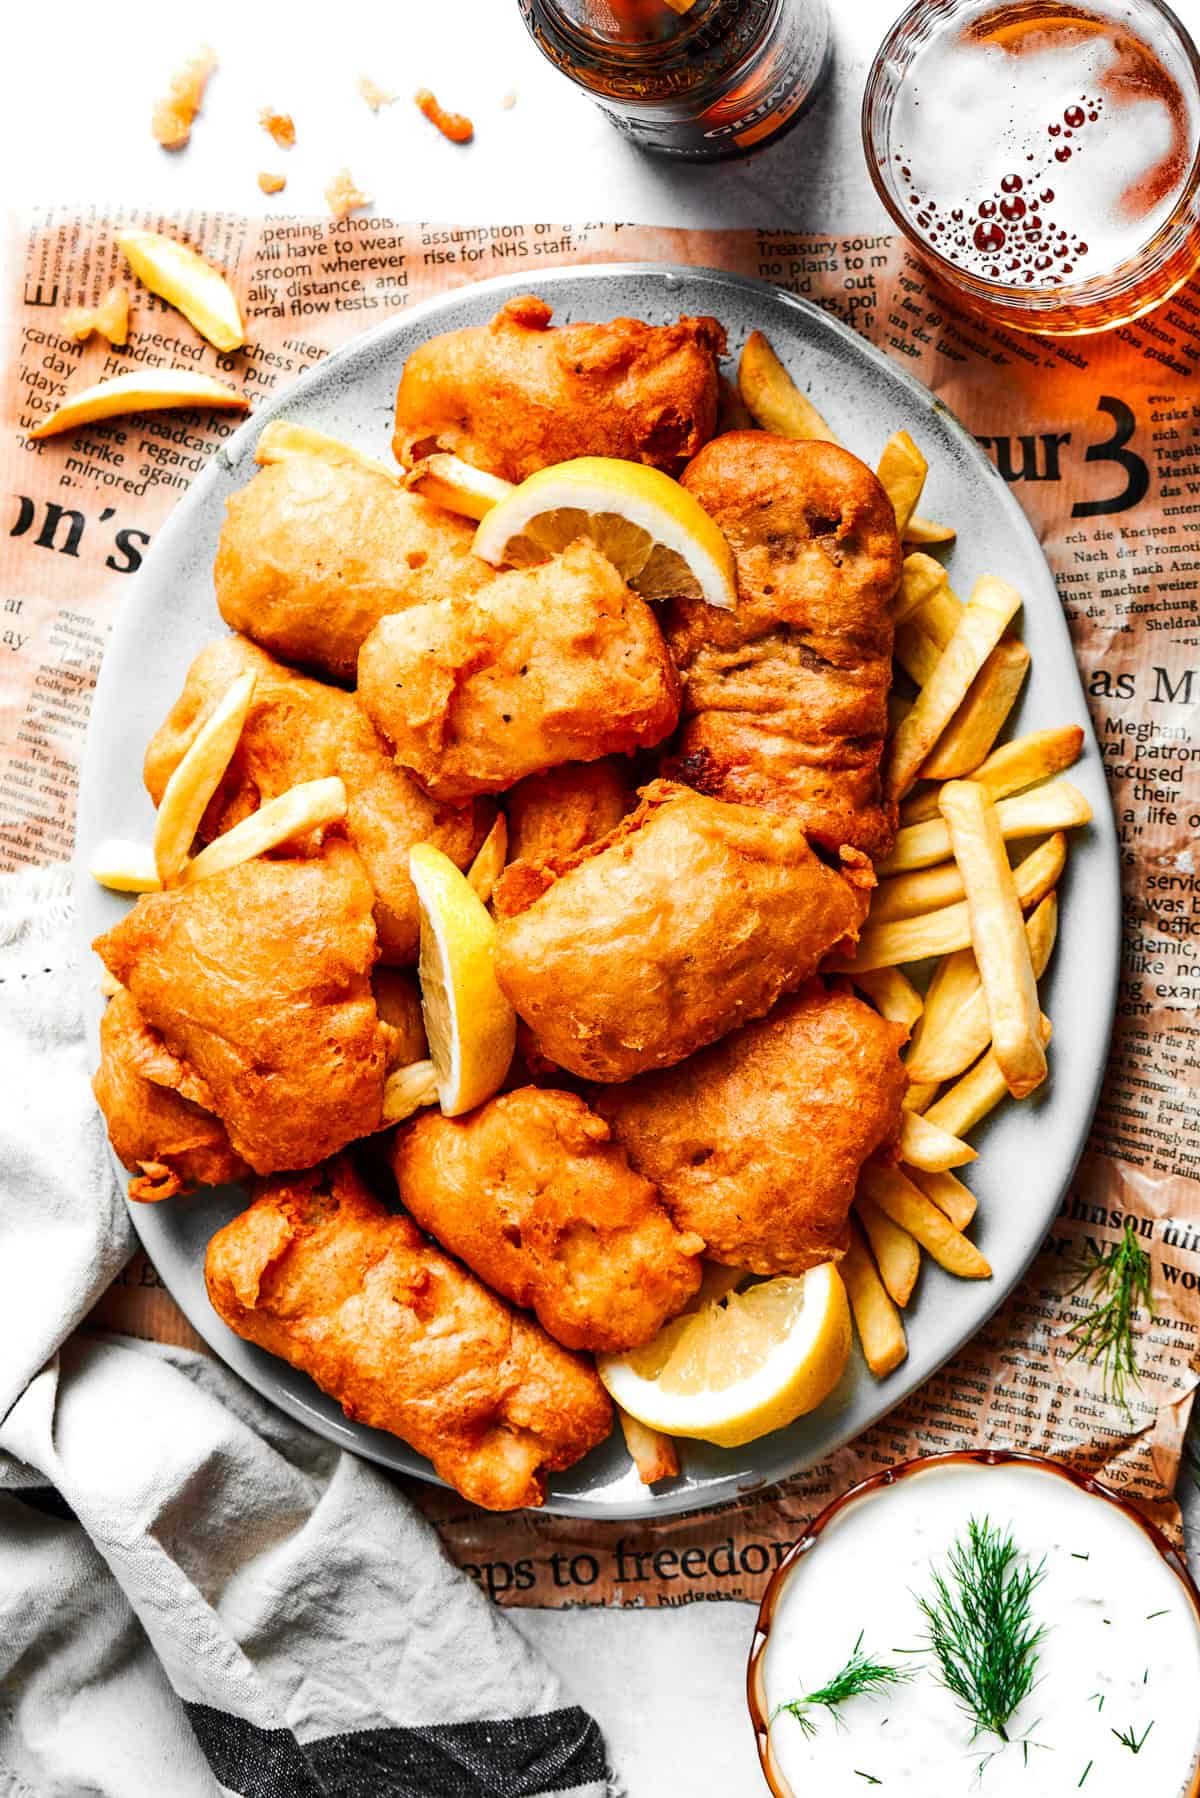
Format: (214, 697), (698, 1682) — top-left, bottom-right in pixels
(2, 3), (1197, 1791)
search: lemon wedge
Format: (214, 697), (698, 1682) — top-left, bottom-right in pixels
(117, 229), (246, 353)
(409, 843), (516, 1117)
(471, 456), (739, 610)
(598, 1261), (852, 1448)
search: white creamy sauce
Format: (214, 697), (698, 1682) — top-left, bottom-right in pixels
(761, 1463), (1200, 1797)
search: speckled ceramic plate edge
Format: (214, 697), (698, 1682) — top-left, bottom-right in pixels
(73, 263), (1121, 1520)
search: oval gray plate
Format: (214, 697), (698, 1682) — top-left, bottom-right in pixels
(74, 264), (1120, 1520)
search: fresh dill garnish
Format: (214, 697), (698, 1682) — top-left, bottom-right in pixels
(854, 1775), (882, 1787)
(1112, 1719), (1154, 1754)
(915, 1515), (1047, 1743)
(1071, 1551), (1090, 1561)
(1089, 1693), (1105, 1711)
(1079, 1760), (1093, 1787)
(772, 1632), (914, 1738)
(1146, 1609), (1168, 1620)
(1065, 1221), (1152, 1410)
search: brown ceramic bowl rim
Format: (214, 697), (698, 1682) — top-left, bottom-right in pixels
(747, 1447), (1200, 1798)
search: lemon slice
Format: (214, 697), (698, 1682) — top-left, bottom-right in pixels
(598, 1261), (851, 1448)
(408, 843), (516, 1117)
(471, 456), (739, 610)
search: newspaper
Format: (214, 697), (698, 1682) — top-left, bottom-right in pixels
(3, 209), (1198, 1609)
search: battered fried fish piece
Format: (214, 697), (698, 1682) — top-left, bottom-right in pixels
(93, 987), (251, 1202)
(214, 454), (491, 682)
(93, 843), (392, 1175)
(205, 1158), (613, 1510)
(392, 294), (726, 481)
(357, 540), (680, 802)
(392, 1087), (705, 1352)
(667, 433), (902, 861)
(595, 982), (908, 1275)
(505, 758), (632, 868)
(492, 780), (873, 1083)
(143, 635), (493, 963)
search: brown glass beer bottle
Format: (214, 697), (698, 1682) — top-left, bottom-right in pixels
(517, 0), (830, 161)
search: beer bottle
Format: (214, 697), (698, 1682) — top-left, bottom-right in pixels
(517, 0), (830, 161)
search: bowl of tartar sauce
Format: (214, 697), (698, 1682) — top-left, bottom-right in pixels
(748, 1450), (1200, 1797)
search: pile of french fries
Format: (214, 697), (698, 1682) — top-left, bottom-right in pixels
(738, 329), (1090, 1384)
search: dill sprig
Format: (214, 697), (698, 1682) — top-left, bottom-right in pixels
(772, 1632), (914, 1738)
(1065, 1221), (1152, 1410)
(1112, 1719), (1154, 1754)
(915, 1515), (1047, 1743)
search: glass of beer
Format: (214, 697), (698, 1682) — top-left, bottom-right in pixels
(862, 0), (1200, 335)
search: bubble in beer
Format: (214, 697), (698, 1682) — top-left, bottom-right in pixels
(1055, 146), (1072, 162)
(978, 198), (997, 218)
(974, 221), (1006, 252)
(1064, 105), (1085, 127)
(1001, 173), (1023, 192)
(1001, 195), (1026, 220)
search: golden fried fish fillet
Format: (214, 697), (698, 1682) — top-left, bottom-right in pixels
(492, 780), (873, 1083)
(392, 1087), (704, 1352)
(93, 987), (251, 1202)
(505, 758), (632, 868)
(205, 1158), (613, 1510)
(392, 294), (726, 481)
(93, 843), (392, 1175)
(666, 433), (902, 861)
(357, 540), (680, 802)
(214, 454), (491, 682)
(596, 982), (908, 1276)
(143, 635), (493, 963)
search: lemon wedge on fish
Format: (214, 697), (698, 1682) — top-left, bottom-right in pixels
(409, 843), (516, 1117)
(598, 1261), (851, 1448)
(471, 456), (739, 609)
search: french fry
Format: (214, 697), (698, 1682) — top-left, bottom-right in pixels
(907, 1165), (977, 1231)
(98, 965), (124, 998)
(833, 832), (1066, 971)
(893, 615), (945, 687)
(899, 1108), (977, 1170)
(29, 369), (248, 440)
(466, 814), (508, 904)
(894, 552), (949, 624)
(181, 777), (347, 884)
(859, 1164), (992, 1279)
(89, 837), (162, 893)
(939, 781), (1047, 1099)
(737, 330), (838, 442)
(885, 576), (1023, 800)
(903, 1078), (939, 1115)
(876, 431), (927, 535)
(924, 1014), (1052, 1138)
(842, 1218), (908, 1376)
(381, 1058), (440, 1123)
(849, 966), (923, 1036)
(913, 583), (967, 649)
(116, 229), (245, 352)
(618, 1408), (680, 1485)
(900, 724), (1085, 824)
(255, 419), (401, 483)
(887, 690), (913, 737)
(920, 639), (1030, 780)
(404, 452), (514, 519)
(879, 779), (1092, 874)
(871, 860), (976, 924)
(904, 514), (956, 546)
(152, 672), (257, 886)
(854, 1196), (921, 1308)
(906, 894), (1058, 1084)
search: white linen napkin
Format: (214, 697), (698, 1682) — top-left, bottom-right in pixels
(0, 863), (617, 1798)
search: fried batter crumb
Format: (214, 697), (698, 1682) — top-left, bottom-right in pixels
(414, 88), (474, 144)
(152, 45), (217, 151)
(358, 75), (396, 112)
(62, 285), (131, 348)
(259, 108), (296, 149)
(325, 168), (372, 220)
(257, 171), (287, 195)
(501, 88), (518, 110)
